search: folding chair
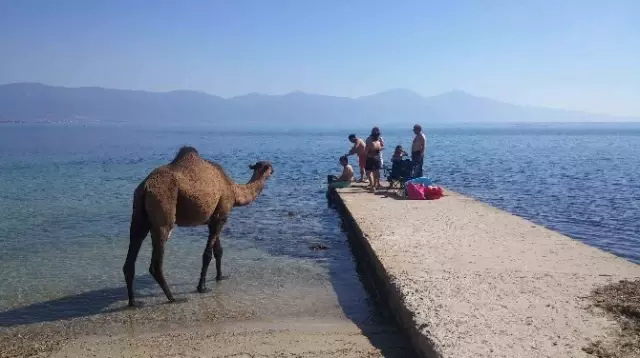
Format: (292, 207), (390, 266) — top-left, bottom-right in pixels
(383, 159), (414, 196)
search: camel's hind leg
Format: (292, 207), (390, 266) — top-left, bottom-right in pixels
(197, 213), (228, 293)
(123, 234), (147, 307)
(123, 200), (150, 307)
(149, 226), (182, 303)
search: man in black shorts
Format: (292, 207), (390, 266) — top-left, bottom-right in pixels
(411, 124), (426, 178)
(365, 130), (383, 191)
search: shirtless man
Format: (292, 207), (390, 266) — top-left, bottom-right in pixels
(328, 156), (354, 188)
(366, 127), (384, 168)
(346, 134), (367, 182)
(411, 124), (426, 178)
(336, 156), (354, 182)
(364, 131), (383, 192)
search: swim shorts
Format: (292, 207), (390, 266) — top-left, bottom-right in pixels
(365, 156), (381, 171)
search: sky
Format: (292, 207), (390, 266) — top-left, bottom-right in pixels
(0, 0), (639, 117)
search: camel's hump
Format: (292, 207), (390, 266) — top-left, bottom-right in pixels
(172, 146), (200, 163)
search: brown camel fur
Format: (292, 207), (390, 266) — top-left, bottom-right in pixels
(123, 146), (274, 307)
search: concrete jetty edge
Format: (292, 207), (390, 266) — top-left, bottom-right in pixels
(329, 187), (437, 358)
(329, 184), (640, 358)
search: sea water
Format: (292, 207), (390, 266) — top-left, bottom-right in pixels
(0, 122), (639, 339)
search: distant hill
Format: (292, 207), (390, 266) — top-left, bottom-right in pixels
(0, 83), (636, 128)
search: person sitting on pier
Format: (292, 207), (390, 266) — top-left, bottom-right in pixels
(391, 145), (409, 163)
(386, 145), (413, 189)
(328, 156), (354, 188)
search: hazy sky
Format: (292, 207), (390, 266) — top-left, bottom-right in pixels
(1, 0), (638, 116)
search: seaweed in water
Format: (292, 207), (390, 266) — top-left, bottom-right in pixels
(309, 244), (330, 251)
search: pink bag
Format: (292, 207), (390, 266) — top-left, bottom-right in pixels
(406, 183), (444, 200)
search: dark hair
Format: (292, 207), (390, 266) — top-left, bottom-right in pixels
(348, 134), (356, 140)
(339, 155), (348, 162)
(413, 124), (422, 132)
(395, 145), (403, 151)
(371, 127), (381, 136)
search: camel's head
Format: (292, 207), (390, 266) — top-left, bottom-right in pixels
(249, 161), (274, 180)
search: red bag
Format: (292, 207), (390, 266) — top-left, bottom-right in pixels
(425, 185), (444, 199)
(406, 183), (444, 200)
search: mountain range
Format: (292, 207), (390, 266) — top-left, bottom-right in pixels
(0, 83), (636, 128)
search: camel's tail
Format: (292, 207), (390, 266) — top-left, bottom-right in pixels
(129, 182), (151, 241)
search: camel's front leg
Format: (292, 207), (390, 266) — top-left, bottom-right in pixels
(149, 226), (184, 303)
(197, 215), (228, 293)
(213, 236), (225, 281)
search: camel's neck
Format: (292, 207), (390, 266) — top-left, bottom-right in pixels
(232, 178), (266, 207)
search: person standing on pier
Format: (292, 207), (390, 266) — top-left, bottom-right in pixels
(411, 124), (426, 178)
(346, 134), (367, 182)
(366, 127), (385, 169)
(365, 129), (383, 192)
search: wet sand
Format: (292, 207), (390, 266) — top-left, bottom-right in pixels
(1, 275), (413, 358)
(47, 319), (412, 358)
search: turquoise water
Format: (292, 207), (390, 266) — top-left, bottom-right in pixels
(1, 123), (639, 335)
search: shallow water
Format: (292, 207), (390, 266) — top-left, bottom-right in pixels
(1, 123), (639, 339)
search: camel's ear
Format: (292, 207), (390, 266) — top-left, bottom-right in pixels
(249, 163), (256, 170)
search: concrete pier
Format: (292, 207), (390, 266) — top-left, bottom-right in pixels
(332, 185), (640, 358)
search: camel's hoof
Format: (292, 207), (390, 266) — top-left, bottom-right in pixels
(167, 297), (188, 304)
(127, 301), (145, 309)
(196, 286), (210, 294)
(216, 275), (229, 282)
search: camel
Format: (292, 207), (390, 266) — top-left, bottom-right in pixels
(123, 146), (274, 307)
